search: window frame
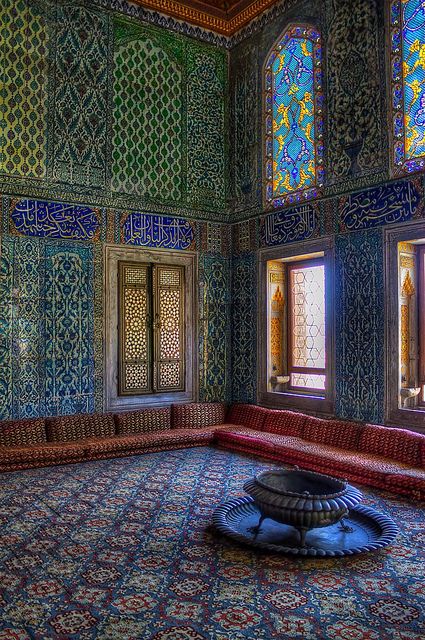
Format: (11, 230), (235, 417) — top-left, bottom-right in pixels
(258, 237), (334, 414)
(418, 246), (425, 406)
(286, 257), (326, 393)
(104, 244), (198, 412)
(385, 221), (425, 431)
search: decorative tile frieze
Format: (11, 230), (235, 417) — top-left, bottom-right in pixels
(121, 212), (195, 250)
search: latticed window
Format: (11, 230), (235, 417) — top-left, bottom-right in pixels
(397, 240), (425, 408)
(268, 255), (326, 394)
(264, 24), (324, 208)
(118, 261), (185, 395)
(390, 0), (425, 174)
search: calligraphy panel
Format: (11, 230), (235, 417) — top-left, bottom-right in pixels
(50, 3), (110, 188)
(44, 243), (95, 416)
(10, 200), (101, 241)
(0, 0), (48, 178)
(335, 230), (384, 423)
(264, 25), (324, 208)
(260, 205), (317, 247)
(122, 212), (195, 250)
(339, 181), (422, 232)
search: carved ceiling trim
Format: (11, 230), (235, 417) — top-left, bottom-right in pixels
(133, 0), (279, 35)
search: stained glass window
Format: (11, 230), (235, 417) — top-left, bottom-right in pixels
(264, 25), (324, 208)
(118, 262), (185, 395)
(390, 0), (425, 173)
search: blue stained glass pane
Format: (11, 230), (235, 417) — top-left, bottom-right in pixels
(402, 0), (425, 160)
(272, 37), (315, 197)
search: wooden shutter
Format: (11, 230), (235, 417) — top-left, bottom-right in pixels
(153, 264), (185, 392)
(118, 262), (152, 395)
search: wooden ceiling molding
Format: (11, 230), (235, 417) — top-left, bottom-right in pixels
(133, 0), (280, 35)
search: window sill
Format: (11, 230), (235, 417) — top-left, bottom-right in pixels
(386, 406), (425, 434)
(258, 390), (334, 416)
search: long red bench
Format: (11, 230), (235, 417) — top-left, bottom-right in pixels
(0, 402), (424, 500)
(216, 405), (425, 501)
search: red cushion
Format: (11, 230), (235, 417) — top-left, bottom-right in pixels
(115, 407), (171, 435)
(386, 471), (425, 499)
(263, 410), (306, 437)
(46, 413), (116, 443)
(216, 431), (276, 455)
(226, 404), (269, 431)
(0, 418), (46, 448)
(303, 417), (363, 450)
(0, 440), (87, 464)
(359, 424), (422, 466)
(86, 428), (216, 455)
(172, 403), (226, 429)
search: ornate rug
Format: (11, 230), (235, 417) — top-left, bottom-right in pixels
(0, 447), (424, 639)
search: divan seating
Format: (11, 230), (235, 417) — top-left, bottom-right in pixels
(0, 403), (235, 473)
(0, 403), (424, 500)
(215, 404), (425, 500)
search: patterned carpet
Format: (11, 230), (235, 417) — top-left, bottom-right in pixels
(0, 446), (424, 640)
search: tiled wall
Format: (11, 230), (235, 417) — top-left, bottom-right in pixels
(0, 0), (231, 420)
(229, 0), (425, 423)
(2, 0), (425, 425)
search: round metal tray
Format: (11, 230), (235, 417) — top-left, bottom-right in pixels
(213, 496), (399, 557)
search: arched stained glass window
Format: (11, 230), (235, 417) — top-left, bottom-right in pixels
(390, 0), (425, 173)
(264, 25), (324, 208)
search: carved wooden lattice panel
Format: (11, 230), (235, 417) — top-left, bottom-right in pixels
(119, 262), (152, 395)
(118, 262), (185, 395)
(154, 265), (185, 392)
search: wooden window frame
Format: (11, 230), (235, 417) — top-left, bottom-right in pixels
(258, 237), (334, 415)
(384, 222), (425, 432)
(417, 246), (425, 407)
(286, 257), (326, 393)
(105, 245), (198, 412)
(118, 262), (185, 396)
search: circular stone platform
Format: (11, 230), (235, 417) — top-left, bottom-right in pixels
(213, 496), (399, 557)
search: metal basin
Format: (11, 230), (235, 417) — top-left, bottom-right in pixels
(243, 468), (363, 546)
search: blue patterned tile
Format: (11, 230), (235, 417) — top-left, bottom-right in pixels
(339, 180), (422, 232)
(10, 199), (101, 241)
(335, 230), (384, 423)
(232, 253), (257, 403)
(44, 243), (94, 412)
(260, 204), (318, 247)
(199, 255), (231, 402)
(121, 212), (195, 250)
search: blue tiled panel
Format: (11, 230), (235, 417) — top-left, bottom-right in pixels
(232, 253), (257, 403)
(122, 212), (195, 249)
(339, 181), (420, 231)
(199, 255), (231, 402)
(0, 237), (95, 420)
(260, 204), (317, 247)
(335, 230), (384, 423)
(10, 199), (100, 240)
(0, 237), (13, 419)
(13, 239), (45, 418)
(44, 243), (95, 417)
